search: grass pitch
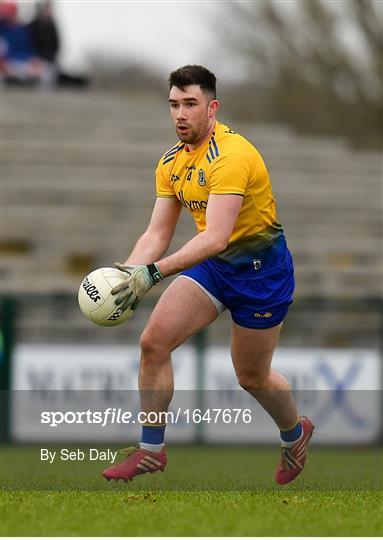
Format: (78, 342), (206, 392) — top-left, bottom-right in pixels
(0, 445), (382, 536)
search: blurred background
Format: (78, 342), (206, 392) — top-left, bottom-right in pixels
(1, 0), (382, 447)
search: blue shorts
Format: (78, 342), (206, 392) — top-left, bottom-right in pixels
(180, 248), (295, 329)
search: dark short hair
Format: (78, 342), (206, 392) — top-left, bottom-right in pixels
(168, 65), (216, 99)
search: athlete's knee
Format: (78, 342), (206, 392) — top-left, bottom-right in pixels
(237, 369), (270, 392)
(140, 326), (171, 361)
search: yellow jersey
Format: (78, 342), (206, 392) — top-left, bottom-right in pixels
(155, 121), (284, 266)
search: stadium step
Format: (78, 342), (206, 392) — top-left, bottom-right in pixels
(2, 89), (382, 345)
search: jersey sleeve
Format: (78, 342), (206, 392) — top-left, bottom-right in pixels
(155, 160), (175, 198)
(209, 153), (251, 195)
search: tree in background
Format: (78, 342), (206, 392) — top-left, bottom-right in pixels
(218, 0), (382, 149)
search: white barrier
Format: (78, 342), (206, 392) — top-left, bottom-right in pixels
(11, 344), (381, 444)
(204, 347), (381, 444)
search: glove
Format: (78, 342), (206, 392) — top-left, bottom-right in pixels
(112, 262), (163, 312)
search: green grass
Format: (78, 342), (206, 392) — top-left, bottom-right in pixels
(1, 446), (382, 536)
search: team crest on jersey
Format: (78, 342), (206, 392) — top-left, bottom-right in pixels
(198, 169), (206, 186)
(171, 174), (180, 182)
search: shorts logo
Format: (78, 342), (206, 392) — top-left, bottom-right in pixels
(254, 312), (272, 318)
(253, 259), (261, 271)
(198, 169), (206, 186)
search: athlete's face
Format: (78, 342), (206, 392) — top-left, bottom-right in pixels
(169, 85), (219, 145)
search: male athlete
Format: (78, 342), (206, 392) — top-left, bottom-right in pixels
(102, 65), (314, 485)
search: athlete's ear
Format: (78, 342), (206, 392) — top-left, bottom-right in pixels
(208, 100), (219, 117)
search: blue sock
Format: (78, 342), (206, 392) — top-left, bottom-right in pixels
(140, 424), (166, 452)
(280, 420), (303, 447)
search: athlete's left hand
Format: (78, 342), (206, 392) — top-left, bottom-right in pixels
(112, 262), (163, 312)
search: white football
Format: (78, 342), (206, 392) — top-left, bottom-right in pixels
(78, 267), (134, 326)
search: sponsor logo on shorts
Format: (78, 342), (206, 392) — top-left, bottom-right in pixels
(254, 312), (272, 318)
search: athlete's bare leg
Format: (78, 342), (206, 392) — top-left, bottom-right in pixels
(139, 276), (219, 416)
(231, 322), (299, 430)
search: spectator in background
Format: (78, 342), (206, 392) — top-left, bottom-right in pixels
(0, 1), (42, 84)
(28, 1), (60, 89)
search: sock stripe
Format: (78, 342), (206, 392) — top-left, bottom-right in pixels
(141, 424), (166, 446)
(280, 420), (303, 443)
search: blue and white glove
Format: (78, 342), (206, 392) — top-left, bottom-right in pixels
(112, 262), (163, 312)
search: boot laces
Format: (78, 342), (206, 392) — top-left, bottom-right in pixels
(116, 446), (138, 461)
(281, 446), (301, 470)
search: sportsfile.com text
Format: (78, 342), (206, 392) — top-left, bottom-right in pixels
(41, 408), (253, 428)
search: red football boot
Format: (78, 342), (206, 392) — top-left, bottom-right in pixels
(275, 416), (314, 485)
(102, 446), (167, 482)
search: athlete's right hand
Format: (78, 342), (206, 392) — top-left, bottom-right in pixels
(111, 262), (163, 312)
